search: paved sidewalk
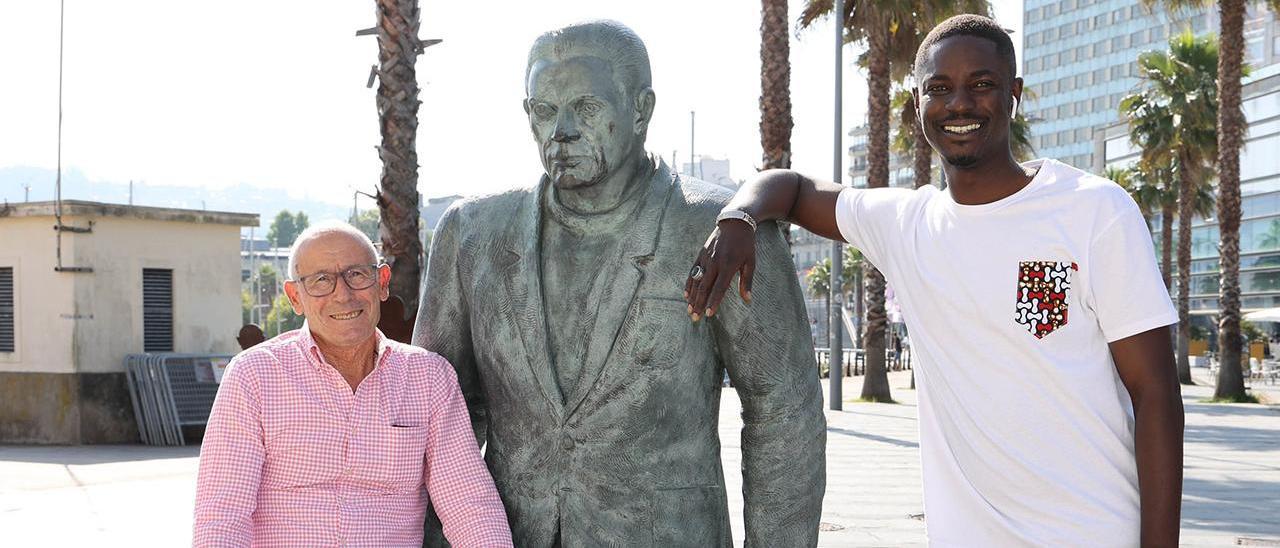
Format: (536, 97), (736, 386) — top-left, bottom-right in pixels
(2, 370), (1277, 547)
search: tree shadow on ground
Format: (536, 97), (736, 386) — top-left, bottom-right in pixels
(1183, 399), (1280, 418)
(827, 426), (919, 448)
(0, 444), (199, 465)
(1182, 476), (1280, 538)
(1184, 423), (1280, 453)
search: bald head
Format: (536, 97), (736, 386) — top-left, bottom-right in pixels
(287, 221), (379, 280)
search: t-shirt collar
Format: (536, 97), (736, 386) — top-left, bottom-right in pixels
(942, 158), (1056, 215)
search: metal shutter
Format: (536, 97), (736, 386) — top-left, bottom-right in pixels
(0, 267), (13, 352)
(142, 269), (173, 352)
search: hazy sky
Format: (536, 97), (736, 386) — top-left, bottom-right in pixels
(0, 1), (1022, 207)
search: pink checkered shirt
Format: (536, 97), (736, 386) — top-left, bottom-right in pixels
(193, 326), (512, 547)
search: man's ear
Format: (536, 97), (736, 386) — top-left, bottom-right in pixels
(283, 281), (305, 315)
(1010, 77), (1024, 115)
(378, 264), (392, 301)
(633, 87), (656, 135)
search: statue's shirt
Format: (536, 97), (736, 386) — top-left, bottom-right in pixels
(539, 179), (649, 401)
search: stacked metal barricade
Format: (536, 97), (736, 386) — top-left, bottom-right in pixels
(124, 353), (234, 446)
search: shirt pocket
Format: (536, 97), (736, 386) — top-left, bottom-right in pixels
(371, 424), (428, 490)
(1014, 260), (1077, 339)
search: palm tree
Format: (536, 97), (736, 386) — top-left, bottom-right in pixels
(801, 0), (988, 403)
(806, 260), (832, 343)
(374, 0), (425, 318)
(1120, 31), (1222, 385)
(1143, 0), (1278, 401)
(761, 0), (792, 172)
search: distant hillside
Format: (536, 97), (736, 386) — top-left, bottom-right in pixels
(1, 166), (351, 230)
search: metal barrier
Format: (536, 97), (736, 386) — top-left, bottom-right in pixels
(814, 347), (912, 378)
(124, 353), (234, 446)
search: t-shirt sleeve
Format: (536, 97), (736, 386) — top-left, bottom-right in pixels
(1087, 206), (1178, 342)
(834, 187), (911, 269)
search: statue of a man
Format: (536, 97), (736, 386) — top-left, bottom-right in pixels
(414, 20), (825, 546)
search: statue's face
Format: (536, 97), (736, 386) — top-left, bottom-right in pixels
(525, 55), (637, 189)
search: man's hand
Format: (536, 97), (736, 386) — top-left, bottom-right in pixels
(685, 219), (755, 321)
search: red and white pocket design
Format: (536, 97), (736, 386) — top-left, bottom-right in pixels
(1014, 261), (1078, 339)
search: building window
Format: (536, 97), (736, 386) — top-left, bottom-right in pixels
(0, 267), (13, 353)
(143, 268), (174, 352)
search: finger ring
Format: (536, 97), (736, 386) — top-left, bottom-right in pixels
(690, 265), (704, 281)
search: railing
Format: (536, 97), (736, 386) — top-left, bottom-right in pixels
(814, 347), (912, 378)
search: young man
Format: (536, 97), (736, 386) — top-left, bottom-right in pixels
(194, 222), (512, 547)
(686, 15), (1183, 547)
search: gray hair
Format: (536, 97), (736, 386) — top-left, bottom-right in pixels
(525, 20), (652, 99)
(287, 220), (379, 279)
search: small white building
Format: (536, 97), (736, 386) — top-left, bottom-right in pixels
(0, 200), (257, 444)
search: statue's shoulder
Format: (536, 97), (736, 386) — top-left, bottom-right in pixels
(440, 186), (536, 227)
(665, 175), (734, 222)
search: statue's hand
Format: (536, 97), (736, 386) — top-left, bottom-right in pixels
(685, 220), (755, 321)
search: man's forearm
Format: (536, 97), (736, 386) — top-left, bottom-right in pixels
(1133, 388), (1183, 547)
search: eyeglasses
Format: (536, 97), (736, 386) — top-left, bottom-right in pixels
(294, 264), (382, 297)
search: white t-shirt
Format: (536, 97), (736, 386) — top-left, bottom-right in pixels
(835, 159), (1177, 547)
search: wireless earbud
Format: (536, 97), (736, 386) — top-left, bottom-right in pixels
(1010, 96), (1019, 118)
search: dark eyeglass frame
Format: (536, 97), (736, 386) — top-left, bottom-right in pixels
(293, 263), (383, 297)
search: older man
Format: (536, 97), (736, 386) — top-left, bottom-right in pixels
(415, 20), (825, 546)
(194, 221), (512, 547)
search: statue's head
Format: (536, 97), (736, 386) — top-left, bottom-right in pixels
(524, 20), (656, 190)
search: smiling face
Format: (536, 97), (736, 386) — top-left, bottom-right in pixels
(525, 55), (638, 189)
(915, 35), (1022, 169)
(283, 231), (389, 349)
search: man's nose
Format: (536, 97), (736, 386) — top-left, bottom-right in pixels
(330, 276), (357, 302)
(947, 88), (976, 115)
(552, 110), (581, 142)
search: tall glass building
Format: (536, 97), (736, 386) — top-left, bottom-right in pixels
(1022, 0), (1228, 171)
(1100, 66), (1280, 319)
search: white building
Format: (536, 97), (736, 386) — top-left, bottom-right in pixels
(0, 200), (257, 443)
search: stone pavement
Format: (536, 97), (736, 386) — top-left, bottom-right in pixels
(2, 370), (1277, 547)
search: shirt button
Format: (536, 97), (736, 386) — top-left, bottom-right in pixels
(561, 434), (574, 451)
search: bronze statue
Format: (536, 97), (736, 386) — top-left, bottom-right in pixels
(414, 20), (825, 546)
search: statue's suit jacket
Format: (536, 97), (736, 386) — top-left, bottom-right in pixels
(414, 162), (825, 547)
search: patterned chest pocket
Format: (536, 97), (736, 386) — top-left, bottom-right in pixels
(1014, 260), (1078, 339)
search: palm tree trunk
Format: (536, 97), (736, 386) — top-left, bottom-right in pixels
(860, 24), (892, 403)
(1161, 201), (1174, 291)
(910, 95), (932, 189)
(760, 0), (792, 171)
(1176, 154), (1194, 385)
(760, 0), (792, 245)
(1215, 0), (1247, 399)
(375, 0), (424, 318)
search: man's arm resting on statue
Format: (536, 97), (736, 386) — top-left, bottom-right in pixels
(686, 169), (846, 319)
(1109, 325), (1183, 548)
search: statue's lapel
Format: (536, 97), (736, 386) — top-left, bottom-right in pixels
(564, 165), (676, 417)
(500, 179), (564, 416)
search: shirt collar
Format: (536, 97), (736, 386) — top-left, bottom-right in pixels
(296, 321), (395, 372)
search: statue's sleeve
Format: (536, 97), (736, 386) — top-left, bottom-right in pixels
(413, 205), (487, 447)
(711, 221), (826, 547)
(414, 206), (485, 548)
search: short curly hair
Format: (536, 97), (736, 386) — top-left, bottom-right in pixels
(913, 14), (1016, 83)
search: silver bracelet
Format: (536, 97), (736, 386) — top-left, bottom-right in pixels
(716, 209), (757, 232)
